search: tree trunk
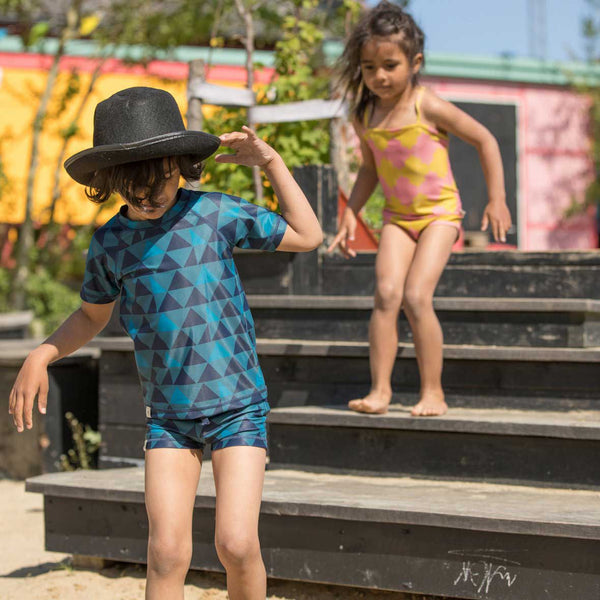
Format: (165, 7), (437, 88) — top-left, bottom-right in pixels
(233, 0), (262, 203)
(186, 59), (206, 192)
(48, 58), (105, 225)
(12, 0), (82, 309)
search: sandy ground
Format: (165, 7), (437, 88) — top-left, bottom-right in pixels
(0, 479), (446, 600)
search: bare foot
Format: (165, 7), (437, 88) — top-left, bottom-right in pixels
(411, 392), (448, 417)
(348, 391), (391, 415)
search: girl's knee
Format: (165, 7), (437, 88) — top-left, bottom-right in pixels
(215, 532), (261, 568)
(374, 280), (403, 311)
(403, 286), (433, 318)
(148, 535), (192, 577)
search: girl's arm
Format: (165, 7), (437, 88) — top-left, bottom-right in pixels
(217, 126), (323, 252)
(9, 300), (116, 432)
(327, 118), (379, 258)
(421, 89), (512, 242)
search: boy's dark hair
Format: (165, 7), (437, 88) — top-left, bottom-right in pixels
(85, 154), (203, 208)
(337, 1), (425, 121)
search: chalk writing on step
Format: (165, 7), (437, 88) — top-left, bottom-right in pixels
(453, 560), (518, 594)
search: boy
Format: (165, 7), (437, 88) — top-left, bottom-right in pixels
(9, 86), (322, 600)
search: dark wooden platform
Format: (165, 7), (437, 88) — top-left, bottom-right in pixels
(23, 211), (600, 597)
(26, 464), (600, 598)
(236, 249), (600, 298)
(0, 340), (99, 478)
(89, 336), (600, 469)
(0, 310), (33, 339)
(249, 295), (600, 347)
(268, 405), (600, 488)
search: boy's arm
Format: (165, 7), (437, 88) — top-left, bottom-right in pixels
(421, 88), (512, 242)
(262, 154), (323, 252)
(9, 300), (115, 432)
(217, 126), (323, 252)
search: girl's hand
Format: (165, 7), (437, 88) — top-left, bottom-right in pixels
(327, 208), (358, 259)
(216, 126), (277, 168)
(9, 352), (50, 432)
(481, 201), (512, 243)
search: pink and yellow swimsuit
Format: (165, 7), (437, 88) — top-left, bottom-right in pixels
(363, 87), (464, 241)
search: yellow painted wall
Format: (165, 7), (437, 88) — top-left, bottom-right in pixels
(0, 68), (190, 225)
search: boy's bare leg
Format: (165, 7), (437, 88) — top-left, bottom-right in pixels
(145, 447), (202, 600)
(349, 223), (416, 414)
(212, 445), (267, 600)
(403, 223), (457, 416)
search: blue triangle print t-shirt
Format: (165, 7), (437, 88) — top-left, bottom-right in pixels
(80, 189), (288, 420)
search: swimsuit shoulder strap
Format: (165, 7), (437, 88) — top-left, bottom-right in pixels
(363, 100), (375, 129)
(414, 86), (425, 123)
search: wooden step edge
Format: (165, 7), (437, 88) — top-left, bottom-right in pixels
(26, 466), (600, 541)
(247, 295), (600, 313)
(256, 339), (600, 362)
(267, 406), (600, 440)
(87, 337), (600, 360)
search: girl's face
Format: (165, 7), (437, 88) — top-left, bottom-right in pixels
(360, 36), (422, 102)
(125, 160), (181, 221)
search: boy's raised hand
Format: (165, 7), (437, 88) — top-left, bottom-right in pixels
(9, 354), (49, 432)
(216, 126), (277, 168)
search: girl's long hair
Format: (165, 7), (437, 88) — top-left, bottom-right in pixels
(336, 1), (425, 122)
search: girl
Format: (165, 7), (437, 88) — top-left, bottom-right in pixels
(9, 86), (322, 600)
(328, 2), (511, 417)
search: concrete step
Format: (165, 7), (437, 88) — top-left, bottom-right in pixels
(248, 295), (600, 348)
(26, 465), (600, 598)
(268, 405), (600, 488)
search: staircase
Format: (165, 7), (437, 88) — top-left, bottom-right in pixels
(26, 251), (600, 599)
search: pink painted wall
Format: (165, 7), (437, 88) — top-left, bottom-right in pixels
(424, 77), (596, 250)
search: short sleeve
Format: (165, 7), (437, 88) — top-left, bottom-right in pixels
(80, 229), (121, 304)
(217, 193), (288, 251)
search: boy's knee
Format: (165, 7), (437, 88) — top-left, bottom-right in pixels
(148, 535), (192, 577)
(215, 532), (261, 568)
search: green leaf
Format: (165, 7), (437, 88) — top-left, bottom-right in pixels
(27, 21), (50, 46)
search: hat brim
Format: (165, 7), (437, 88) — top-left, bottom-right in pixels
(64, 131), (221, 185)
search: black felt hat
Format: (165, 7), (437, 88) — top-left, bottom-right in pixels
(64, 86), (220, 185)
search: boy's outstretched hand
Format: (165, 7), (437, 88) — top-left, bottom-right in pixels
(9, 353), (49, 432)
(216, 126), (277, 168)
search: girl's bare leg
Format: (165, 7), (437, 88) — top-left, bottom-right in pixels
(212, 446), (267, 600)
(348, 223), (416, 414)
(145, 447), (203, 600)
(403, 223), (458, 416)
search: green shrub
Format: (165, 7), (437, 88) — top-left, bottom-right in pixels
(24, 268), (81, 334)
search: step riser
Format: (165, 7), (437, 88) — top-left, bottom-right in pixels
(43, 494), (600, 599)
(97, 345), (600, 409)
(235, 251), (600, 298)
(268, 424), (600, 488)
(321, 262), (600, 298)
(252, 308), (600, 348)
(261, 355), (600, 404)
